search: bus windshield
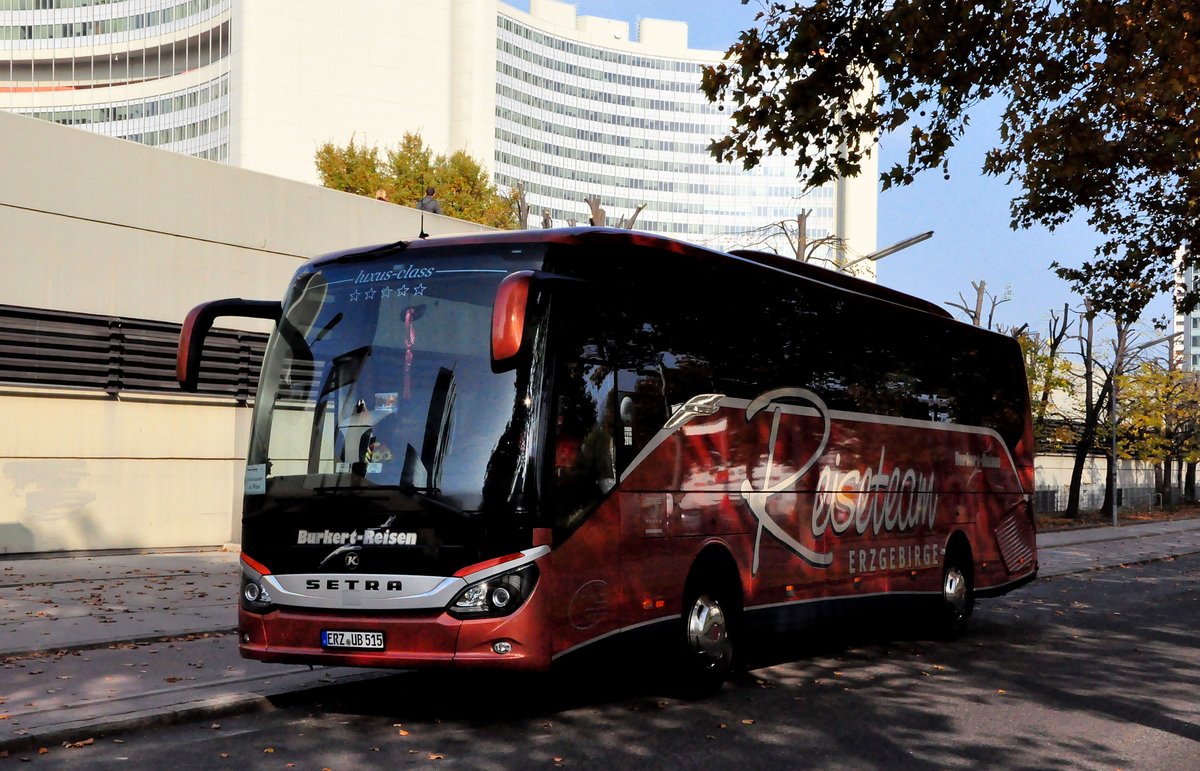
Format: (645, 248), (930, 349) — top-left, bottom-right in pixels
(247, 249), (537, 512)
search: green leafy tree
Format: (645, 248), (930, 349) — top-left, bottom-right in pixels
(1116, 362), (1200, 500)
(382, 133), (436, 210)
(315, 133), (519, 229)
(1060, 304), (1128, 518)
(314, 136), (385, 199)
(1016, 324), (1076, 452)
(701, 1), (1200, 317)
(438, 149), (521, 229)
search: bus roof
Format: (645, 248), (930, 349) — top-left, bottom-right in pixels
(307, 227), (952, 320)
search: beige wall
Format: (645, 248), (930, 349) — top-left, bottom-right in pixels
(1035, 454), (1157, 491)
(231, 0), (464, 185)
(0, 391), (249, 553)
(0, 110), (492, 553)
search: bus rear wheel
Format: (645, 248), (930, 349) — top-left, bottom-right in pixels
(678, 583), (737, 696)
(935, 551), (975, 639)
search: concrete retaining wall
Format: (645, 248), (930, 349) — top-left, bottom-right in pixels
(0, 111), (491, 553)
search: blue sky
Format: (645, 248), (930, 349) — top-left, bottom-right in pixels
(506, 0), (1172, 331)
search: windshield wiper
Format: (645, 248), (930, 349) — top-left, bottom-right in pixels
(328, 239), (409, 265)
(308, 478), (465, 517)
(312, 312), (343, 343)
(396, 481), (465, 517)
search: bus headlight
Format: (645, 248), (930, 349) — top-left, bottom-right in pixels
(448, 564), (538, 619)
(240, 565), (275, 613)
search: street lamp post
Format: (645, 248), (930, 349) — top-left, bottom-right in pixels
(838, 230), (934, 273)
(1110, 370), (1118, 527)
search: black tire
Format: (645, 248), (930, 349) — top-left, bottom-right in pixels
(677, 578), (738, 696)
(934, 548), (975, 639)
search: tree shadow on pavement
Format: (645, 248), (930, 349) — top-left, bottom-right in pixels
(260, 556), (1200, 770)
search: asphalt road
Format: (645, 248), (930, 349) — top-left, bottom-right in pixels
(14, 553), (1200, 770)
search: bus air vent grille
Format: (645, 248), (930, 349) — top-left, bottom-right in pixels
(995, 511), (1035, 574)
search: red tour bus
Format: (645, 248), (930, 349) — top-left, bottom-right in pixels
(177, 228), (1037, 691)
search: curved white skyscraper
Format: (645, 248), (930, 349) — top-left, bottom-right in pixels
(1, 0), (231, 161)
(1, 0), (876, 266)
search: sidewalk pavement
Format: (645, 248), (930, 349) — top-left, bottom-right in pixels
(4, 519), (1200, 753)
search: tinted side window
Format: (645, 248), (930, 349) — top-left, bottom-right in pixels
(549, 304), (617, 533)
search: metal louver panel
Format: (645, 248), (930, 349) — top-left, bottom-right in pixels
(0, 305), (268, 402)
(995, 508), (1036, 574)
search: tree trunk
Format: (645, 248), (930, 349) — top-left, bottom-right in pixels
(1065, 416), (1099, 518)
(1187, 462), (1197, 503)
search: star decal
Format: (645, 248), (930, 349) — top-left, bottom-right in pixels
(397, 284), (410, 296)
(365, 287), (377, 300)
(349, 288), (361, 302)
(412, 283), (427, 296)
(381, 286), (393, 299)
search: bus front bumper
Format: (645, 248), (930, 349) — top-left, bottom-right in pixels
(238, 597), (551, 671)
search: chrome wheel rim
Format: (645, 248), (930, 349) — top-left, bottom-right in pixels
(687, 593), (731, 669)
(943, 566), (968, 616)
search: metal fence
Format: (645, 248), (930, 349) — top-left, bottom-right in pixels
(1034, 485), (1170, 514)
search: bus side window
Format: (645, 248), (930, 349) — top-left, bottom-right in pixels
(615, 365), (667, 472)
(551, 326), (617, 533)
(659, 351), (715, 418)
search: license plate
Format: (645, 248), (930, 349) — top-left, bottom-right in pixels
(321, 630), (384, 650)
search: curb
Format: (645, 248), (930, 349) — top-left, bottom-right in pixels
(0, 691), (273, 757)
(0, 668), (392, 755)
(1038, 546), (1200, 579)
(0, 628), (237, 661)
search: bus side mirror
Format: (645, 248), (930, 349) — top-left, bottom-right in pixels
(177, 298), (281, 391)
(491, 270), (597, 372)
(491, 271), (534, 371)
